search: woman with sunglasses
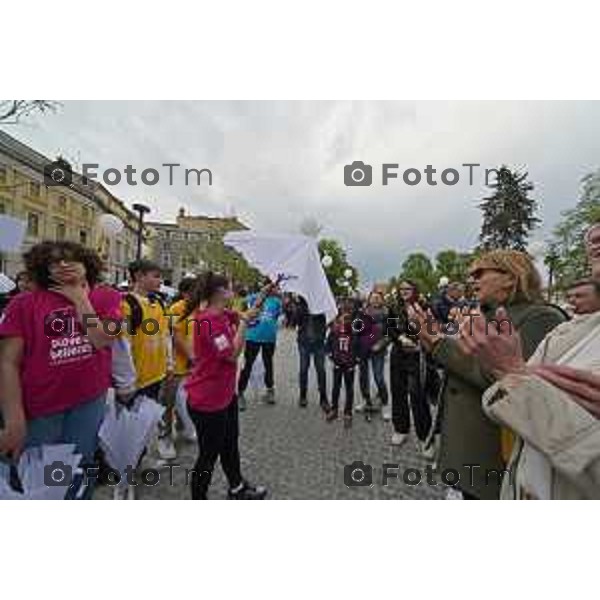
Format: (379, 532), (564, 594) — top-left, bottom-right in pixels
(410, 250), (566, 499)
(182, 272), (268, 500)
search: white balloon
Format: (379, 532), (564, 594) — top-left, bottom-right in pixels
(321, 255), (333, 268)
(98, 213), (124, 236)
(438, 276), (449, 287)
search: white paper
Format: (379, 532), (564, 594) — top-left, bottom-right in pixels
(223, 231), (338, 323)
(0, 215), (27, 253)
(98, 394), (165, 476)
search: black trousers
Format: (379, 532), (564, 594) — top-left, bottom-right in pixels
(237, 341), (276, 394)
(188, 400), (243, 500)
(331, 366), (355, 414)
(390, 350), (432, 442)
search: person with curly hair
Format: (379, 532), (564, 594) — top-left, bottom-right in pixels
(0, 241), (122, 499)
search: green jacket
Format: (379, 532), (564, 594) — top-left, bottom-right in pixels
(432, 301), (566, 499)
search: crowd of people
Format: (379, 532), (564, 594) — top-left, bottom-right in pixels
(0, 223), (599, 500)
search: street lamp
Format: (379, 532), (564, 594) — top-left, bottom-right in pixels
(132, 203), (150, 261)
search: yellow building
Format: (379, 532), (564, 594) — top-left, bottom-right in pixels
(0, 129), (145, 282)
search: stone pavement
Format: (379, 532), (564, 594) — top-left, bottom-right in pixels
(95, 329), (445, 500)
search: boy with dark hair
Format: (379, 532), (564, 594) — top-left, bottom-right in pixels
(122, 259), (173, 462)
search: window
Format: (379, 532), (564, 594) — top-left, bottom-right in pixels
(79, 230), (88, 246)
(0, 166), (7, 184)
(81, 205), (89, 220)
(162, 253), (172, 268)
(116, 241), (123, 263)
(29, 182), (41, 198)
(58, 195), (67, 211)
(56, 222), (66, 241)
(27, 212), (40, 237)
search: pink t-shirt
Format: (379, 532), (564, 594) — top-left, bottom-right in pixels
(0, 287), (122, 419)
(185, 308), (240, 412)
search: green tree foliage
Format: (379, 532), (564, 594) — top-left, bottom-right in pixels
(318, 238), (359, 297)
(434, 250), (473, 283)
(398, 252), (436, 294)
(479, 166), (540, 251)
(547, 169), (600, 289)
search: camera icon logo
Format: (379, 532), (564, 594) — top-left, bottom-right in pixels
(344, 161), (372, 186)
(344, 461), (373, 487)
(44, 461), (73, 487)
(44, 310), (77, 338)
(44, 158), (73, 187)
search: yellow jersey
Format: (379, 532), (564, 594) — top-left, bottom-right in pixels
(169, 299), (194, 376)
(121, 293), (170, 389)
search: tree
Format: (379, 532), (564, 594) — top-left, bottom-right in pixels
(434, 250), (473, 284)
(478, 166), (540, 251)
(399, 252), (436, 294)
(547, 169), (600, 290)
(318, 238), (359, 297)
(0, 100), (60, 124)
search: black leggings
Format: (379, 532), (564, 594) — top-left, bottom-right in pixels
(188, 400), (243, 499)
(237, 341), (276, 394)
(390, 350), (432, 442)
(331, 366), (355, 415)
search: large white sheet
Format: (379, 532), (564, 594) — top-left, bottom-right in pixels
(224, 231), (337, 323)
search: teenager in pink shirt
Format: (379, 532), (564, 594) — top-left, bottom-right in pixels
(184, 272), (268, 500)
(0, 241), (120, 499)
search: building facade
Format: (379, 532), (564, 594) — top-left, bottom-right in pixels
(148, 208), (248, 283)
(0, 129), (144, 283)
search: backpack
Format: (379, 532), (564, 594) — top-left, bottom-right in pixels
(124, 292), (166, 335)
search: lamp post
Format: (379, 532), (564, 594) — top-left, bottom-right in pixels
(132, 203), (150, 261)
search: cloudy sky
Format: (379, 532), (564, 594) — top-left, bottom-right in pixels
(6, 101), (600, 283)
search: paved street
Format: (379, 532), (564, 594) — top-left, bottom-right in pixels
(96, 329), (445, 500)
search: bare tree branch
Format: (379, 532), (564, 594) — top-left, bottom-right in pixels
(0, 100), (61, 124)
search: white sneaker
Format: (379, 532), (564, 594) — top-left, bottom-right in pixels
(391, 432), (408, 446)
(354, 401), (366, 413)
(381, 404), (392, 421)
(418, 440), (436, 461)
(157, 436), (177, 461)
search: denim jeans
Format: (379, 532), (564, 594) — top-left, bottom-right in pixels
(297, 341), (328, 402)
(25, 394), (107, 500)
(359, 351), (389, 404)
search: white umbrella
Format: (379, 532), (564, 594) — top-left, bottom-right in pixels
(0, 273), (15, 294)
(224, 231), (337, 322)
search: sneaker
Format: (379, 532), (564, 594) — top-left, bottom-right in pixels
(343, 413), (353, 428)
(228, 481), (268, 500)
(319, 399), (330, 413)
(391, 432), (408, 446)
(157, 436), (177, 461)
(263, 388), (276, 404)
(419, 440), (436, 462)
(381, 404), (392, 421)
(238, 394), (247, 412)
(299, 396), (308, 408)
(445, 488), (464, 500)
(326, 408), (338, 422)
(354, 401), (366, 413)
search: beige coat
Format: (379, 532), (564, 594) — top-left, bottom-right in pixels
(483, 312), (600, 499)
